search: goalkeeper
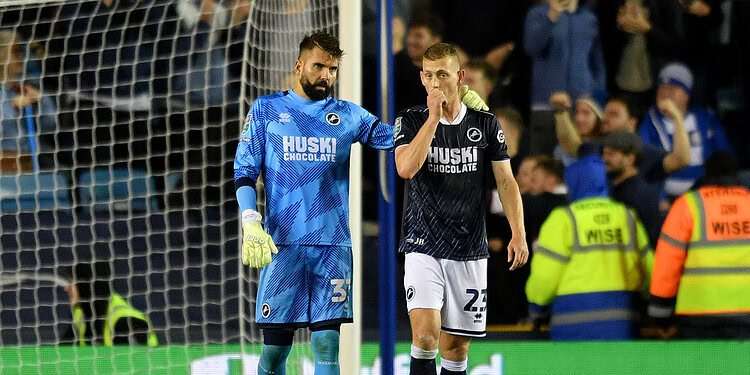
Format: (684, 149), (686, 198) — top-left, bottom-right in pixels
(234, 32), (488, 375)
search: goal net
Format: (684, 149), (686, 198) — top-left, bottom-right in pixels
(0, 0), (339, 373)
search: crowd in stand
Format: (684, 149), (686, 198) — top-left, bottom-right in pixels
(388, 0), (750, 339)
(0, 0), (261, 208)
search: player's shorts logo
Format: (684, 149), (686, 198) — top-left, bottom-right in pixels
(261, 303), (271, 318)
(406, 286), (415, 301)
(325, 112), (341, 126)
(466, 127), (482, 142)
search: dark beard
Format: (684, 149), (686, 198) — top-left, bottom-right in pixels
(301, 79), (332, 100)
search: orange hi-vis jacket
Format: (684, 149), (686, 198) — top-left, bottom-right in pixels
(649, 185), (750, 319)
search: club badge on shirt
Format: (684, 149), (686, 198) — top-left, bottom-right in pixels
(467, 127), (482, 142)
(326, 112), (341, 126)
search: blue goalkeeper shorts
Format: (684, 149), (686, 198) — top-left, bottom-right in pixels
(255, 245), (353, 329)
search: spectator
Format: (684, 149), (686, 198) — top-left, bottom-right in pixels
(172, 0), (251, 207)
(0, 30), (57, 172)
(601, 95), (640, 135)
(45, 0), (199, 206)
(524, 0), (606, 155)
(431, 0), (532, 111)
(606, 95), (691, 187)
(523, 156), (567, 246)
(186, 0), (239, 108)
(63, 262), (156, 345)
(488, 156), (565, 253)
(639, 62), (732, 199)
(649, 152), (750, 338)
(51, 0), (193, 108)
(516, 155), (541, 194)
(226, 0), (252, 105)
(555, 94), (691, 189)
(394, 13), (443, 113)
(677, 0), (725, 107)
(490, 155), (566, 267)
(463, 59), (497, 105)
(46, 0), (195, 165)
(360, 0), (411, 112)
(596, 0), (684, 116)
(528, 156), (566, 197)
(486, 156), (566, 325)
(392, 15), (406, 54)
(601, 131), (663, 246)
(549, 91), (603, 166)
(431, 0), (521, 66)
(526, 155), (653, 340)
(495, 106), (530, 174)
(361, 0), (412, 60)
(487, 153), (551, 256)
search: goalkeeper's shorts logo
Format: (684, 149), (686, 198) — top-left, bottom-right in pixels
(406, 286), (415, 302)
(261, 303), (271, 318)
(325, 112), (341, 126)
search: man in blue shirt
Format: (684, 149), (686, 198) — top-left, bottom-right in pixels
(234, 32), (392, 375)
(0, 31), (57, 171)
(523, 0), (607, 155)
(638, 62), (732, 199)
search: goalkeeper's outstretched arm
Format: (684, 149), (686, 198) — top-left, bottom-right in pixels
(234, 100), (277, 268)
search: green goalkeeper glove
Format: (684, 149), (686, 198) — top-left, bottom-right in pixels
(241, 210), (278, 268)
(459, 85), (489, 111)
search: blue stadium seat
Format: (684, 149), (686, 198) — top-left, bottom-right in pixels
(0, 172), (71, 213)
(77, 167), (158, 213)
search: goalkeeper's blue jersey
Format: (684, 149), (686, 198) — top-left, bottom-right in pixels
(234, 90), (392, 246)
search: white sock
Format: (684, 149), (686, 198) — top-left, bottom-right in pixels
(410, 345), (438, 359)
(441, 357), (468, 372)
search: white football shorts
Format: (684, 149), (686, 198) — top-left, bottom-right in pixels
(404, 252), (488, 337)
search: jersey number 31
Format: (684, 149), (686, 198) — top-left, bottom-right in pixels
(331, 279), (351, 303)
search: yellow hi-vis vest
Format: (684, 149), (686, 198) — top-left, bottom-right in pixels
(72, 304), (86, 347)
(652, 187), (750, 316)
(103, 293), (158, 347)
(527, 197), (653, 307)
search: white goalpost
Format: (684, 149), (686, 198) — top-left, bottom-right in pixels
(338, 0), (363, 373)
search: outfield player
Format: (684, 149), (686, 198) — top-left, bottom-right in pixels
(395, 43), (528, 375)
(234, 32), (489, 375)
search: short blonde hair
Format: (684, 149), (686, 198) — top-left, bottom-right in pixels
(423, 42), (461, 66)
